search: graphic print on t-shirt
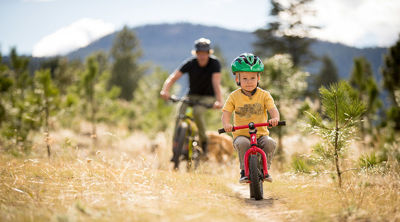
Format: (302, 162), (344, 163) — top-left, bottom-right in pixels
(235, 103), (263, 118)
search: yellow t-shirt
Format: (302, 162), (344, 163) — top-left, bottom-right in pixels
(223, 87), (275, 139)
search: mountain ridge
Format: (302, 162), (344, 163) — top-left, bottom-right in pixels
(66, 22), (387, 79)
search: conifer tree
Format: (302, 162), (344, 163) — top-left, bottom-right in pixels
(79, 54), (120, 146)
(81, 56), (100, 146)
(254, 0), (319, 67)
(41, 57), (80, 95)
(4, 48), (39, 152)
(350, 57), (382, 140)
(381, 35), (400, 131)
(110, 26), (145, 101)
(0, 53), (12, 124)
(314, 55), (339, 89)
(34, 69), (60, 157)
(306, 81), (365, 187)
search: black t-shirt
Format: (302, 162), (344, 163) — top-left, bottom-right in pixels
(179, 55), (221, 96)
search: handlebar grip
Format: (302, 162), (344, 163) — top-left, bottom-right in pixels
(218, 127), (235, 134)
(278, 121), (286, 126)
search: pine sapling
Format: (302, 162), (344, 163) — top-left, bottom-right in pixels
(306, 81), (365, 187)
(34, 69), (60, 157)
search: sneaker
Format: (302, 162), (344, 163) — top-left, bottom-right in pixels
(239, 170), (249, 183)
(264, 174), (273, 182)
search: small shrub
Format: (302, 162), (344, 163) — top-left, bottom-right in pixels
(358, 152), (379, 169)
(291, 154), (312, 173)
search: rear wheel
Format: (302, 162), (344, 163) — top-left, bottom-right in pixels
(249, 155), (263, 200)
(172, 124), (188, 169)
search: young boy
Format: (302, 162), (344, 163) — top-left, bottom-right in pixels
(221, 53), (280, 183)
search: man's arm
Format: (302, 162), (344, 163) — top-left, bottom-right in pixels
(160, 70), (183, 100)
(268, 106), (280, 127)
(212, 72), (223, 109)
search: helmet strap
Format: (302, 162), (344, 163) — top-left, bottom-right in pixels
(236, 73), (240, 86)
(240, 87), (258, 96)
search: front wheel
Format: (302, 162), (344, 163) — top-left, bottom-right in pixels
(249, 183), (255, 198)
(172, 123), (188, 169)
(249, 155), (263, 200)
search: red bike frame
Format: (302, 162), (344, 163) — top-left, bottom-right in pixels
(233, 122), (270, 179)
(219, 121), (285, 181)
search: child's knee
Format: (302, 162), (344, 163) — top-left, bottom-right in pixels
(233, 136), (250, 151)
(262, 137), (277, 153)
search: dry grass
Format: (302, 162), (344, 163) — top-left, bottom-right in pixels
(1, 125), (399, 222)
(0, 150), (249, 221)
(266, 168), (400, 221)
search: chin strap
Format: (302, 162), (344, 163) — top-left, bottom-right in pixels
(241, 87), (258, 96)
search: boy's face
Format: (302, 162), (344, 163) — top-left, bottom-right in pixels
(236, 72), (260, 92)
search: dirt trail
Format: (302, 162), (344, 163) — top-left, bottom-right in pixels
(228, 183), (301, 222)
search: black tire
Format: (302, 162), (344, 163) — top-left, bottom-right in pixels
(249, 183), (255, 198)
(249, 155), (263, 200)
(172, 124), (188, 169)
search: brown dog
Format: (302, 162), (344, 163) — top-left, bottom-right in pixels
(206, 131), (235, 163)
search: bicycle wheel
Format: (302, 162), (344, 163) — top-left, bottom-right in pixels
(192, 142), (201, 169)
(249, 155), (263, 200)
(249, 183), (255, 198)
(172, 124), (188, 169)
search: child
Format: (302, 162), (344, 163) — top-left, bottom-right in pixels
(221, 53), (280, 183)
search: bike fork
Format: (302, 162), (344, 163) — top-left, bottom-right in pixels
(244, 133), (269, 179)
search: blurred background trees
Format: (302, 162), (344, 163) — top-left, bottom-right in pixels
(254, 0), (319, 67)
(259, 54), (309, 163)
(381, 35), (400, 133)
(0, 19), (398, 172)
(349, 57), (382, 144)
(33, 68), (60, 156)
(110, 26), (146, 101)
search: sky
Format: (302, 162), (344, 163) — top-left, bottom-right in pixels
(1, 0), (399, 57)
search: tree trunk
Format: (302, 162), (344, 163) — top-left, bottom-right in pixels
(360, 115), (366, 149)
(45, 97), (51, 157)
(90, 92), (97, 149)
(334, 95), (342, 188)
(274, 100), (285, 163)
(275, 127), (284, 163)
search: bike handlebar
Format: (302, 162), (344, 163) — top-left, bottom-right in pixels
(169, 95), (214, 108)
(218, 121), (286, 134)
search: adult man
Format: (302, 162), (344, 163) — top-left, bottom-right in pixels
(160, 37), (223, 156)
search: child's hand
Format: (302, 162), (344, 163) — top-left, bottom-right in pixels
(223, 123), (233, 132)
(268, 118), (279, 127)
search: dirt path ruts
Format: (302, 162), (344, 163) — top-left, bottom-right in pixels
(229, 183), (301, 222)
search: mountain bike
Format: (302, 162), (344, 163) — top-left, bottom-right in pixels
(218, 121), (286, 200)
(169, 96), (213, 170)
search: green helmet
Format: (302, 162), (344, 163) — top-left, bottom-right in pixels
(231, 53), (264, 74)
